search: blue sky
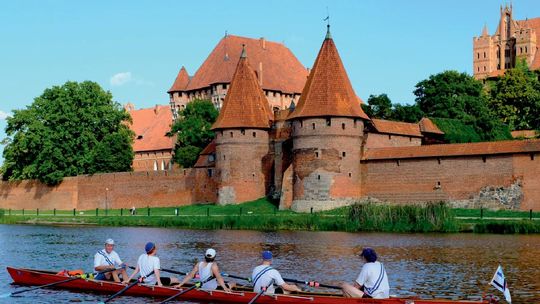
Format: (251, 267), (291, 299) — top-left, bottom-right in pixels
(0, 0), (538, 162)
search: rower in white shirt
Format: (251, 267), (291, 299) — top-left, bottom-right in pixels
(124, 242), (179, 286)
(93, 238), (128, 282)
(251, 251), (301, 294)
(341, 247), (390, 299)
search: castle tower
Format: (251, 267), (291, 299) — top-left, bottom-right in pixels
(211, 46), (273, 205)
(287, 26), (370, 212)
(473, 24), (494, 79)
(168, 66), (190, 119)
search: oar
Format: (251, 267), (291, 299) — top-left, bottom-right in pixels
(2, 267), (119, 298)
(248, 279), (274, 304)
(220, 272), (251, 282)
(282, 277), (341, 290)
(129, 265), (187, 276)
(98, 270), (154, 304)
(159, 275), (215, 304)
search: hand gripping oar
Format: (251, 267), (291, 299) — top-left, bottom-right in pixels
(129, 265), (187, 276)
(98, 270), (154, 304)
(159, 275), (215, 304)
(282, 277), (340, 289)
(2, 267), (119, 298)
(248, 279), (274, 304)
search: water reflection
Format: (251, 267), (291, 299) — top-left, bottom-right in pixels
(0, 225), (538, 303)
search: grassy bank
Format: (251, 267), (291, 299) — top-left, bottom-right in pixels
(1, 199), (539, 234)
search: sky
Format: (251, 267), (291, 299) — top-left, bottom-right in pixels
(0, 0), (539, 161)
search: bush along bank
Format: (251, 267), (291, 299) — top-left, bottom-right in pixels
(1, 200), (539, 234)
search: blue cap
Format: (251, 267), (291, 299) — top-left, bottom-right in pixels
(145, 242), (155, 253)
(262, 251), (273, 260)
(360, 248), (377, 263)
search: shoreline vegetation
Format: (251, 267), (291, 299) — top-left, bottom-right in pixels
(1, 198), (539, 234)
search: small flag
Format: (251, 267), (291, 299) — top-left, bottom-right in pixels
(323, 16), (329, 21)
(490, 265), (511, 303)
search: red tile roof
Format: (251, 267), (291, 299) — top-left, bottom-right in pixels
(517, 18), (540, 70)
(363, 139), (540, 160)
(511, 130), (538, 139)
(370, 119), (422, 137)
(419, 117), (444, 135)
(194, 140), (216, 168)
(168, 66), (190, 93)
(184, 35), (308, 94)
(129, 105), (175, 152)
(211, 49), (273, 130)
(288, 29), (369, 120)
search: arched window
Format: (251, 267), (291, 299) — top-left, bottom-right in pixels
(153, 160), (158, 171)
(161, 160), (165, 171)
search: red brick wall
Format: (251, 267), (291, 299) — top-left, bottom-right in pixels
(0, 169), (216, 211)
(361, 153), (540, 211)
(365, 133), (422, 149)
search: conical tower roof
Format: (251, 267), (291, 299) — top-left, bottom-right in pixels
(288, 26), (369, 120)
(211, 47), (273, 130)
(167, 66), (190, 93)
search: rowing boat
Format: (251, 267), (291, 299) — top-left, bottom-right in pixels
(6, 267), (498, 304)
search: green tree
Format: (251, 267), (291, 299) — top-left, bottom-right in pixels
(487, 59), (540, 130)
(414, 70), (507, 141)
(169, 99), (218, 167)
(362, 94), (393, 119)
(392, 104), (424, 123)
(1, 81), (134, 185)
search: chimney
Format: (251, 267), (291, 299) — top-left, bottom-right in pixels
(258, 62), (263, 86)
(154, 105), (159, 115)
(260, 37), (266, 49)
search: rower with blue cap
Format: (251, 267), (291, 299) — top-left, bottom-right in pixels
(251, 251), (301, 294)
(341, 247), (390, 299)
(123, 242), (179, 286)
(93, 238), (128, 282)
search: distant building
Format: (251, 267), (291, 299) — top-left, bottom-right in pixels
(126, 103), (175, 171)
(473, 4), (540, 79)
(167, 34), (309, 119)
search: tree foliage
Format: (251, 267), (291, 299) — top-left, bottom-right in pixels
(361, 94), (424, 123)
(487, 59), (540, 130)
(414, 70), (509, 141)
(1, 81), (134, 185)
(170, 99), (218, 168)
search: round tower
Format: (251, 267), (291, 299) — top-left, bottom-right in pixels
(287, 26), (369, 212)
(211, 46), (273, 204)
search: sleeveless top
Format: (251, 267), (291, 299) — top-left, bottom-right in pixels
(198, 262), (218, 290)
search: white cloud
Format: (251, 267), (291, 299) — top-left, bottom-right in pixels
(0, 110), (10, 120)
(110, 72), (132, 86)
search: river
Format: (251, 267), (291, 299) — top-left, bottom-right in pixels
(0, 225), (538, 303)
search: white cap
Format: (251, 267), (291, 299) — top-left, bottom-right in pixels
(205, 248), (216, 258)
(105, 238), (115, 245)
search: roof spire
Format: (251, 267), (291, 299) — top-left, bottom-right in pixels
(240, 44), (247, 58)
(324, 7), (332, 40)
(482, 23), (489, 36)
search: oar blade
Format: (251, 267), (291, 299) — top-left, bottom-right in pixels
(0, 293), (12, 298)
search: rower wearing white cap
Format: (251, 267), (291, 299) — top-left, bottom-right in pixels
(176, 248), (232, 292)
(93, 238), (128, 282)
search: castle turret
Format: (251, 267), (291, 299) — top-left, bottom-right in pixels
(168, 66), (190, 119)
(287, 26), (370, 212)
(211, 46), (273, 205)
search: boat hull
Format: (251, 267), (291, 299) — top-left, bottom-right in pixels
(6, 267), (494, 304)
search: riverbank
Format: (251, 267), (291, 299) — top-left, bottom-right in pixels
(1, 199), (539, 234)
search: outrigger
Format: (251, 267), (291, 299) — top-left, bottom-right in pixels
(6, 267), (500, 303)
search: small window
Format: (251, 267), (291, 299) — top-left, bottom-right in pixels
(326, 118), (331, 126)
(483, 52), (486, 58)
(315, 151), (319, 158)
(437, 157), (441, 164)
(388, 135), (392, 140)
(230, 132), (234, 138)
(525, 46), (528, 53)
(273, 92), (276, 97)
(207, 169), (213, 177)
(241, 129), (245, 135)
(484, 66), (486, 71)
(477, 67), (480, 72)
(222, 84), (227, 90)
(342, 123), (345, 130)
(354, 119), (358, 128)
(223, 155), (226, 160)
(477, 53), (480, 59)
(396, 159), (400, 166)
(531, 153), (535, 161)
(482, 156), (487, 163)
(300, 120), (303, 128)
(409, 137), (412, 142)
(312, 123), (315, 130)
(317, 175), (321, 180)
(252, 132), (256, 138)
(520, 47), (523, 54)
(342, 152), (346, 157)
(348, 172), (352, 177)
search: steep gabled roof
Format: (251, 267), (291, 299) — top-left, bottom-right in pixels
(184, 35), (308, 94)
(211, 48), (272, 130)
(129, 105), (175, 152)
(370, 119), (422, 137)
(288, 27), (369, 120)
(168, 66), (190, 93)
(419, 117), (444, 135)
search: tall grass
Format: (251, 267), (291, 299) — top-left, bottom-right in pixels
(473, 220), (540, 234)
(348, 202), (460, 232)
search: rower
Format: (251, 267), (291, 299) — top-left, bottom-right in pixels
(251, 251), (301, 294)
(176, 248), (232, 292)
(93, 238), (128, 282)
(123, 242), (179, 287)
(341, 247), (390, 299)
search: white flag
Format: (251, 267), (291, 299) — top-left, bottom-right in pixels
(490, 265), (511, 303)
